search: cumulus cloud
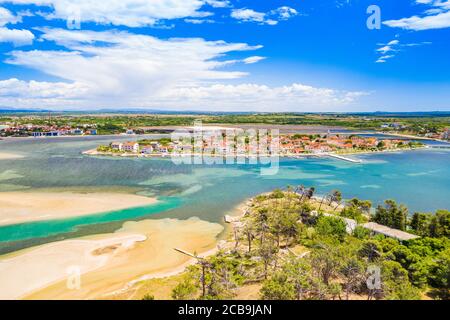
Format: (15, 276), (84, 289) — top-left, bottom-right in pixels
(0, 3), (368, 111)
(0, 0), (220, 27)
(272, 6), (298, 20)
(231, 9), (267, 23)
(0, 28), (367, 111)
(231, 6), (298, 25)
(0, 78), (90, 108)
(0, 27), (34, 45)
(0, 79), (368, 111)
(205, 0), (230, 8)
(0, 78), (88, 98)
(1, 28), (258, 106)
(0, 6), (19, 26)
(0, 6), (34, 45)
(160, 83), (368, 111)
(384, 0), (450, 30)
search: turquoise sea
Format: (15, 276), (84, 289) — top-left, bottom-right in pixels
(0, 135), (449, 254)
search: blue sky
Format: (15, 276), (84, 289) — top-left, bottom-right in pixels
(0, 0), (449, 112)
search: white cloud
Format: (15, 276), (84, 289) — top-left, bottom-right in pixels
(384, 0), (450, 30)
(375, 39), (431, 63)
(376, 55), (395, 64)
(0, 28), (366, 111)
(271, 6), (298, 20)
(0, 78), (91, 108)
(0, 78), (87, 98)
(231, 6), (298, 25)
(375, 39), (399, 62)
(242, 56), (266, 64)
(0, 8), (370, 111)
(190, 11), (214, 18)
(384, 11), (450, 30)
(387, 40), (400, 46)
(214, 55), (266, 67)
(231, 8), (266, 23)
(0, 79), (368, 111)
(1, 28), (259, 106)
(0, 0), (219, 27)
(0, 27), (34, 45)
(0, 6), (19, 26)
(205, 0), (230, 8)
(376, 40), (398, 54)
(184, 18), (215, 24)
(0, 6), (34, 45)
(154, 83), (369, 111)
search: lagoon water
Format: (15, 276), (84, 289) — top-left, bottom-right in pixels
(0, 135), (449, 254)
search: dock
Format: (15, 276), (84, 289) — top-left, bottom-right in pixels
(319, 214), (420, 242)
(363, 222), (420, 241)
(326, 153), (363, 163)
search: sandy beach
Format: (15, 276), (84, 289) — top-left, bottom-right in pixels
(8, 217), (224, 300)
(0, 191), (158, 226)
(0, 233), (147, 300)
(0, 152), (24, 160)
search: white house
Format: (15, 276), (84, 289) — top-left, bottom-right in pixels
(442, 129), (449, 140)
(141, 145), (153, 154)
(158, 146), (169, 153)
(111, 142), (123, 151)
(123, 142), (139, 153)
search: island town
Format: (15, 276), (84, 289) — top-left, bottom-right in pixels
(84, 133), (425, 161)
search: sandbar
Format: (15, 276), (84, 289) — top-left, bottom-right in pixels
(5, 217), (224, 300)
(0, 233), (147, 300)
(0, 152), (24, 160)
(0, 191), (158, 226)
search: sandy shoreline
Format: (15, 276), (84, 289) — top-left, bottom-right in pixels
(0, 190), (340, 300)
(0, 191), (158, 226)
(5, 217), (224, 300)
(332, 146), (428, 156)
(0, 233), (147, 300)
(0, 152), (24, 160)
(376, 131), (449, 143)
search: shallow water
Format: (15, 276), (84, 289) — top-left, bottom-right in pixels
(0, 136), (449, 254)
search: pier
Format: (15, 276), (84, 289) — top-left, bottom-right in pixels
(325, 153), (363, 163)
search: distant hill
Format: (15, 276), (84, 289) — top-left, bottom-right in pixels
(0, 107), (51, 114)
(1, 108), (449, 117)
(345, 111), (450, 118)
